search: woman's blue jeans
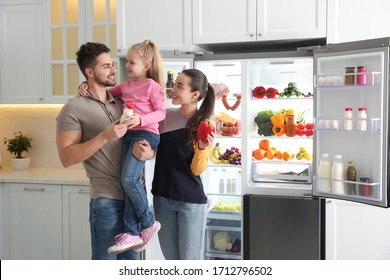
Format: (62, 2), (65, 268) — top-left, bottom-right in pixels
(121, 130), (159, 233)
(89, 197), (138, 260)
(153, 196), (207, 260)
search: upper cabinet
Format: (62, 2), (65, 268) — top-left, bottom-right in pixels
(193, 0), (327, 44)
(327, 0), (390, 43)
(116, 0), (193, 55)
(0, 3), (45, 103)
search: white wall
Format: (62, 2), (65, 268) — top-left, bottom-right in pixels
(0, 105), (82, 169)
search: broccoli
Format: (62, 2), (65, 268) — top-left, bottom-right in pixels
(254, 111), (274, 136)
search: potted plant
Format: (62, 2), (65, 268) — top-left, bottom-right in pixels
(3, 131), (33, 170)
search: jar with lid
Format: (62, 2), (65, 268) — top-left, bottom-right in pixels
(346, 161), (357, 195)
(359, 177), (371, 197)
(285, 115), (296, 137)
(356, 107), (367, 131)
(331, 154), (345, 194)
(344, 67), (355, 85)
(343, 107), (353, 130)
(357, 66), (368, 85)
(165, 70), (174, 98)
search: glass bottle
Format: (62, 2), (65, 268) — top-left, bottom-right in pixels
(165, 70), (174, 98)
(357, 66), (368, 85)
(285, 115), (296, 137)
(346, 161), (357, 195)
(344, 67), (355, 85)
(343, 107), (353, 130)
(331, 154), (345, 194)
(317, 153), (331, 192)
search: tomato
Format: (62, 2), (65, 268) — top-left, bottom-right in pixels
(305, 123), (314, 129)
(296, 129), (305, 137)
(304, 129), (313, 137)
(297, 123), (305, 130)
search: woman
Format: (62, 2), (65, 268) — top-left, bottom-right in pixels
(133, 68), (215, 259)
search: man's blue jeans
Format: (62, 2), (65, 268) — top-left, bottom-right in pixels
(89, 197), (138, 260)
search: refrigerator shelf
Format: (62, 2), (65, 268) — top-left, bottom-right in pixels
(207, 211), (241, 221)
(205, 252), (242, 260)
(314, 71), (382, 87)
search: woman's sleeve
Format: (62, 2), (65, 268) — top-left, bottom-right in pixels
(190, 144), (212, 176)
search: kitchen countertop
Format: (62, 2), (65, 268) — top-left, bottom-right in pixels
(0, 167), (89, 185)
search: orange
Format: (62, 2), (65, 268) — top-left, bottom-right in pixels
(275, 150), (283, 160)
(259, 139), (271, 150)
(266, 149), (275, 160)
(253, 148), (266, 160)
(282, 151), (293, 161)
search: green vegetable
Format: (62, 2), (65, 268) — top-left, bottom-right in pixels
(255, 110), (275, 136)
(257, 122), (274, 136)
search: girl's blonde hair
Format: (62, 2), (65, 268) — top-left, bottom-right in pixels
(130, 40), (164, 88)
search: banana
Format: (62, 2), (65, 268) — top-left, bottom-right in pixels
(210, 144), (222, 164)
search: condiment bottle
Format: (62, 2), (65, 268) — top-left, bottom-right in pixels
(165, 70), (174, 98)
(331, 154), (345, 194)
(343, 107), (353, 130)
(356, 107), (367, 131)
(344, 67), (355, 85)
(318, 153), (331, 192)
(285, 115), (296, 137)
(346, 161), (357, 195)
(357, 66), (368, 85)
(120, 102), (134, 124)
(359, 177), (371, 197)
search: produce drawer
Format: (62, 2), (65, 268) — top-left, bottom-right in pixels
(252, 161), (312, 184)
(205, 219), (241, 257)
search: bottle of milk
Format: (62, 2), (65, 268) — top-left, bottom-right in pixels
(120, 103), (134, 124)
(331, 154), (345, 194)
(317, 153), (331, 192)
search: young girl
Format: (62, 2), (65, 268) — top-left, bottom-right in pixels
(80, 40), (166, 255)
(133, 69), (216, 259)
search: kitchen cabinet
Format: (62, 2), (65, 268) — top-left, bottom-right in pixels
(62, 185), (91, 260)
(327, 0), (390, 44)
(116, 0), (193, 54)
(325, 199), (390, 259)
(8, 183), (63, 260)
(193, 0), (326, 44)
(2, 182), (91, 260)
(0, 3), (45, 103)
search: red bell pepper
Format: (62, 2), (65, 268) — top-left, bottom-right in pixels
(253, 86), (266, 98)
(197, 119), (215, 142)
(266, 87), (279, 98)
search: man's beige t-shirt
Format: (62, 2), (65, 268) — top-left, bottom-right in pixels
(56, 94), (125, 200)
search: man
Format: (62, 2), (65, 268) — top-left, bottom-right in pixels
(56, 42), (138, 260)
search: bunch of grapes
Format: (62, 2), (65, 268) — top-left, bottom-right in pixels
(218, 147), (241, 165)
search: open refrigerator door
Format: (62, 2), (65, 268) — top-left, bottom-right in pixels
(312, 37), (389, 207)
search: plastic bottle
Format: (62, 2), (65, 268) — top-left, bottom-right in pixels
(356, 107), (367, 131)
(346, 160), (357, 195)
(344, 67), (355, 85)
(317, 153), (331, 192)
(331, 154), (345, 194)
(165, 70), (174, 98)
(343, 107), (353, 130)
(120, 103), (134, 124)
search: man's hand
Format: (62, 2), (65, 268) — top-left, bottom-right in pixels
(133, 139), (155, 161)
(102, 119), (128, 141)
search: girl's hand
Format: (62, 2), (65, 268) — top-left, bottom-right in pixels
(198, 131), (215, 150)
(127, 113), (141, 129)
(78, 82), (89, 97)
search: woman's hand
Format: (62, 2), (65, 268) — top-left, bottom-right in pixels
(78, 82), (89, 97)
(198, 131), (215, 150)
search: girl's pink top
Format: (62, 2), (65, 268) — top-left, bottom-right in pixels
(109, 78), (166, 134)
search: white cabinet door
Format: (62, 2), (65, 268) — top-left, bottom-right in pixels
(326, 199), (390, 259)
(257, 0), (326, 41)
(192, 0), (257, 44)
(117, 0), (192, 53)
(9, 183), (62, 260)
(62, 185), (91, 260)
(327, 0), (390, 43)
(0, 4), (45, 104)
(193, 0), (326, 44)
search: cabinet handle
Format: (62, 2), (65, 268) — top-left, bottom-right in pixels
(258, 33), (262, 36)
(78, 190), (90, 194)
(250, 34), (254, 37)
(24, 187), (45, 191)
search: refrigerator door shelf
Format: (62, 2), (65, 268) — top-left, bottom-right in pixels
(251, 161), (312, 184)
(314, 72), (382, 87)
